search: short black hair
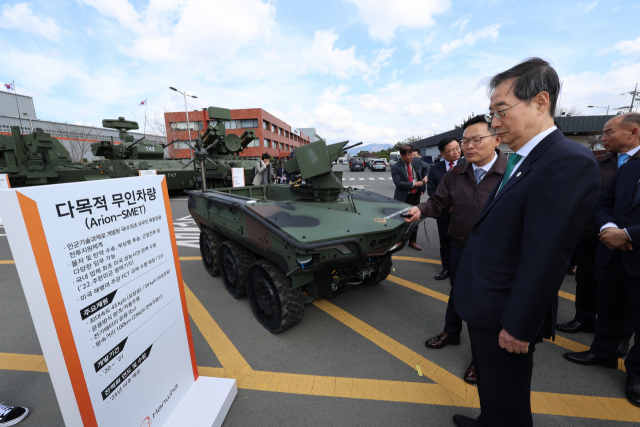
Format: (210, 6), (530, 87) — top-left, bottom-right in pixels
(488, 57), (560, 117)
(261, 153), (270, 160)
(399, 144), (414, 156)
(462, 115), (491, 131)
(438, 137), (458, 152)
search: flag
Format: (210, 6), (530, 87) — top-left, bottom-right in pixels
(4, 83), (14, 91)
(139, 100), (146, 106)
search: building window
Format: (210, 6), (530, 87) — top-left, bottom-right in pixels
(170, 141), (192, 149)
(264, 139), (270, 148)
(170, 121), (203, 131)
(271, 124), (276, 133)
(280, 142), (284, 150)
(246, 138), (260, 147)
(263, 120), (268, 130)
(278, 128), (282, 135)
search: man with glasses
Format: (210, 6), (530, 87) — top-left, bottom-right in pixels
(406, 115), (507, 386)
(447, 58), (600, 427)
(427, 137), (464, 279)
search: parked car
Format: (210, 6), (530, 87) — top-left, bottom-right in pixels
(371, 159), (386, 172)
(350, 158), (365, 171)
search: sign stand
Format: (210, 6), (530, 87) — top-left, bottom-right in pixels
(0, 176), (235, 427)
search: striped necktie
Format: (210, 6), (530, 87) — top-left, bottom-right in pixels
(633, 179), (640, 206)
(497, 154), (523, 193)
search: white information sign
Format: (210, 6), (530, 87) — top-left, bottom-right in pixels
(231, 168), (245, 187)
(0, 176), (235, 427)
(138, 170), (158, 176)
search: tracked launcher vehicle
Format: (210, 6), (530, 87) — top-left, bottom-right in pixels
(0, 126), (109, 187)
(186, 139), (421, 333)
(91, 117), (196, 191)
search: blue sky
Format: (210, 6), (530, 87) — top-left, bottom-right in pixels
(1, 0), (639, 145)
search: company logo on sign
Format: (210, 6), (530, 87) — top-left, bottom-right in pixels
(140, 416), (152, 427)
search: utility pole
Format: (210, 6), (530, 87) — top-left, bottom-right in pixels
(614, 82), (639, 114)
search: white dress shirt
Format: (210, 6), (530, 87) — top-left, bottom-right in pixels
(620, 145), (640, 158)
(511, 126), (557, 175)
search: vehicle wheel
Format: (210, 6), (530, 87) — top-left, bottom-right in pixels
(218, 240), (256, 298)
(246, 259), (304, 333)
(363, 254), (392, 286)
(200, 228), (223, 276)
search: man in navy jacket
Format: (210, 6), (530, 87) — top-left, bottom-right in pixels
(564, 113), (640, 407)
(450, 58), (600, 427)
(391, 144), (426, 250)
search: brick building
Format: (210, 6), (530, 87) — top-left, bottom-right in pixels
(164, 108), (310, 159)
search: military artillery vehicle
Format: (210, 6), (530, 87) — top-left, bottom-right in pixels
(0, 126), (109, 187)
(190, 106), (260, 189)
(186, 139), (420, 333)
(91, 117), (196, 191)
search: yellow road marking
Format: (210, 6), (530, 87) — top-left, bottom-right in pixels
(387, 275), (627, 372)
(0, 352), (47, 372)
(179, 256), (203, 261)
(392, 256), (441, 265)
(0, 260), (15, 264)
(416, 365), (423, 376)
(559, 290), (576, 301)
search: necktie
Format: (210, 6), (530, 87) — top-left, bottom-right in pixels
(633, 179), (640, 206)
(497, 154), (523, 193)
(475, 168), (487, 186)
(449, 162), (454, 170)
(407, 162), (415, 193)
(618, 153), (630, 168)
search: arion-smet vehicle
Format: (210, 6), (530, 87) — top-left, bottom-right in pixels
(186, 139), (419, 333)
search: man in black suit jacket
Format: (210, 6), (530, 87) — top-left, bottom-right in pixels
(391, 144), (425, 250)
(427, 137), (463, 279)
(564, 113), (640, 407)
(450, 58), (600, 427)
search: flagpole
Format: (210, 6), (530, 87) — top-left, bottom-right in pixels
(11, 80), (25, 133)
(143, 98), (148, 137)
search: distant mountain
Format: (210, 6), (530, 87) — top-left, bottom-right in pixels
(345, 143), (393, 154)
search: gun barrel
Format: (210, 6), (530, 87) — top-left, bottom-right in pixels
(342, 141), (363, 151)
(239, 130), (256, 148)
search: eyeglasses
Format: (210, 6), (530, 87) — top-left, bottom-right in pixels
(443, 147), (461, 154)
(460, 134), (496, 147)
(484, 100), (525, 123)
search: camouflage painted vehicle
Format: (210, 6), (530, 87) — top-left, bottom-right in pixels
(0, 126), (109, 187)
(186, 139), (420, 333)
(91, 117), (196, 191)
(195, 106), (260, 189)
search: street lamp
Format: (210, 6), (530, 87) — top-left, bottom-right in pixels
(587, 105), (610, 115)
(169, 87), (198, 158)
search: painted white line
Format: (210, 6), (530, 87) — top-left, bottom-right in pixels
(349, 178), (355, 180)
(388, 177), (393, 180)
(359, 178), (365, 180)
(379, 177), (386, 180)
(369, 178), (375, 180)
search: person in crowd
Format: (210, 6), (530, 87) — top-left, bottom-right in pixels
(446, 58), (600, 427)
(252, 153), (272, 185)
(412, 149), (431, 179)
(0, 403), (29, 425)
(391, 144), (425, 250)
(275, 160), (289, 184)
(563, 112), (640, 407)
(406, 115), (507, 385)
(427, 137), (464, 279)
(558, 113), (640, 358)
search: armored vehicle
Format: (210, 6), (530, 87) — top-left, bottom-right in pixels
(91, 117), (196, 191)
(0, 126), (109, 187)
(194, 106), (260, 189)
(186, 139), (420, 333)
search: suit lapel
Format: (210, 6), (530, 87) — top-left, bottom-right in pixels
(474, 129), (563, 227)
(627, 159), (640, 211)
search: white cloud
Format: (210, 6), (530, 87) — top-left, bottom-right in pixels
(440, 24), (500, 55)
(0, 3), (62, 42)
(404, 102), (446, 116)
(613, 36), (640, 55)
(409, 34), (435, 65)
(344, 0), (451, 42)
(302, 30), (371, 79)
(583, 1), (598, 13)
(360, 94), (398, 115)
(451, 14), (472, 32)
(317, 85), (350, 103)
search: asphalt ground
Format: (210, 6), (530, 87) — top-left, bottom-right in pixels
(0, 163), (638, 426)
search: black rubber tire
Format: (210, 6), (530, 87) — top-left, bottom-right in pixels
(363, 254), (393, 286)
(246, 259), (304, 333)
(200, 228), (223, 276)
(218, 240), (256, 298)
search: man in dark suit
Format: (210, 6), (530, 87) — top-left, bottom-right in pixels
(563, 112), (640, 407)
(391, 144), (425, 250)
(450, 58), (600, 427)
(557, 114), (640, 357)
(427, 137), (463, 279)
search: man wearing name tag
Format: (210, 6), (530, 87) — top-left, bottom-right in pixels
(405, 115), (507, 385)
(448, 58), (600, 427)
